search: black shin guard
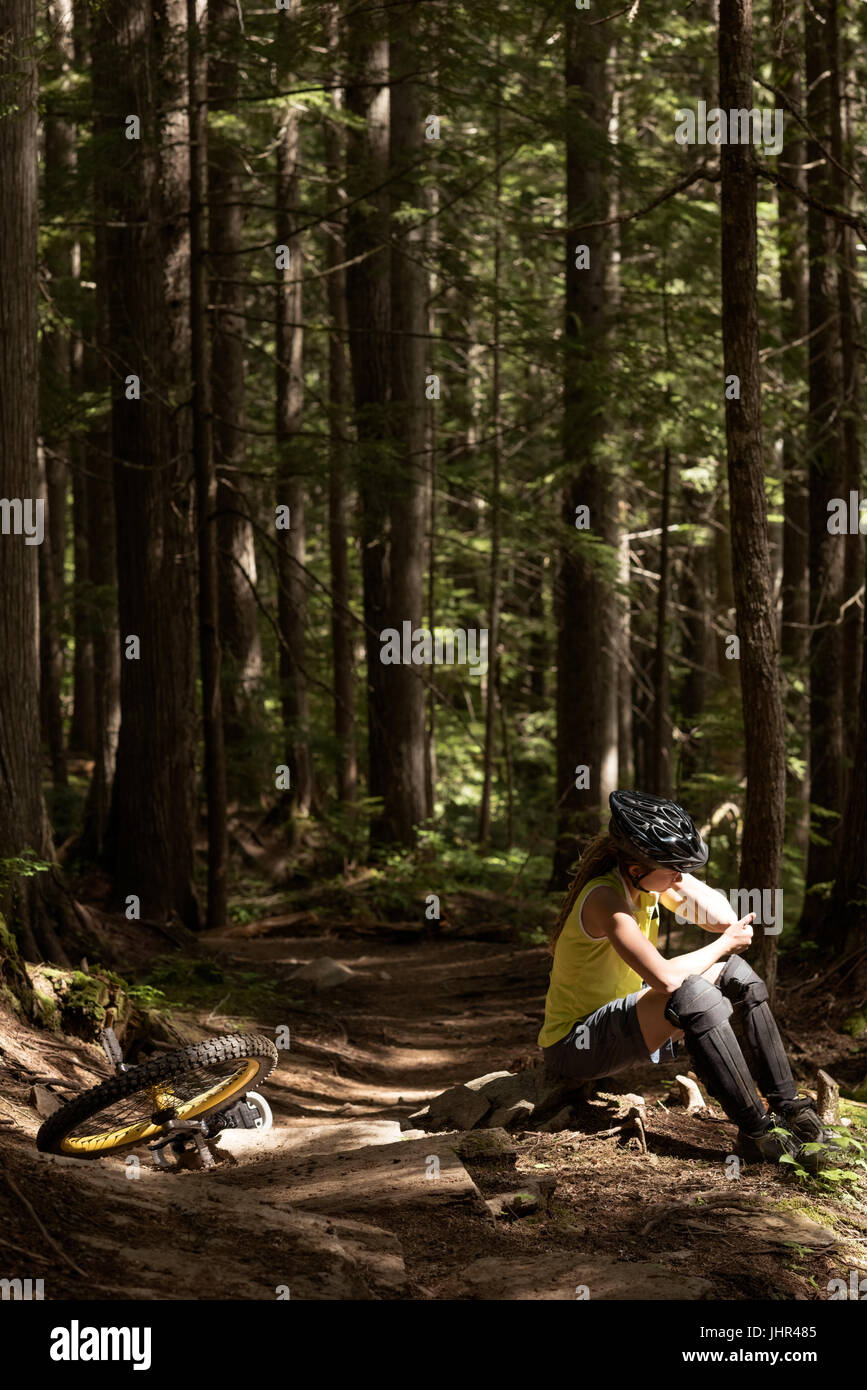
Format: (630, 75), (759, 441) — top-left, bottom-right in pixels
(716, 956), (797, 1111)
(664, 975), (769, 1134)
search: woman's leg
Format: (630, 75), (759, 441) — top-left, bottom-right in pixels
(635, 960), (724, 1053)
(715, 955), (801, 1112)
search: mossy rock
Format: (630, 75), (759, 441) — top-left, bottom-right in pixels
(839, 1100), (867, 1131)
(28, 964), (134, 1043)
(0, 913), (34, 1018)
(842, 1010), (867, 1040)
(33, 989), (60, 1031)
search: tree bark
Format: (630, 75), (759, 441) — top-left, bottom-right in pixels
(38, 0), (78, 785)
(829, 0), (863, 773)
(650, 445), (672, 797)
(772, 0), (809, 852)
(553, 5), (618, 887)
(77, 0), (120, 860)
(718, 0), (786, 995)
(209, 0), (263, 797)
(95, 0), (200, 929)
(800, 0), (846, 932)
(189, 0), (228, 929)
(679, 484), (711, 784)
(324, 2), (357, 804)
(0, 0), (70, 966)
(275, 0), (314, 824)
(478, 25), (502, 846)
(344, 0), (392, 845)
(387, 0), (428, 845)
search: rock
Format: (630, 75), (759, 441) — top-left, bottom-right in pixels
(249, 1133), (491, 1220)
(740, 1211), (836, 1252)
(486, 1190), (538, 1219)
(29, 1084), (62, 1118)
(465, 1071), (513, 1092)
(443, 1255), (714, 1301)
(536, 1106), (577, 1133)
(216, 1119), (404, 1161)
(447, 1128), (517, 1164)
(411, 1067), (587, 1133)
(485, 1177), (557, 1220)
(290, 957), (355, 990)
(621, 1092), (647, 1111)
(488, 1099), (535, 1131)
(465, 1071), (532, 1111)
(410, 1083), (491, 1133)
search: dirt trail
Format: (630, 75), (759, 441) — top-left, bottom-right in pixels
(1, 923), (866, 1300)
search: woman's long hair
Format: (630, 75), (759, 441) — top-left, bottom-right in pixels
(547, 832), (657, 955)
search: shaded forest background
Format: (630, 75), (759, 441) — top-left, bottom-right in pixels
(2, 0), (867, 1004)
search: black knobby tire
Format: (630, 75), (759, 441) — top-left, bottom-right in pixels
(36, 1032), (278, 1159)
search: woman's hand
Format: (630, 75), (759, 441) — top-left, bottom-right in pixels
(721, 914), (755, 955)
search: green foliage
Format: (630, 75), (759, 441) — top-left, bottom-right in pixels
(777, 1131), (867, 1190)
(130, 954), (288, 1026)
(0, 850), (51, 892)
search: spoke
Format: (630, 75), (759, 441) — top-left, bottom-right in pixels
(65, 1062), (250, 1139)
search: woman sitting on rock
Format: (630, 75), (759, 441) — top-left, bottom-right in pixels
(539, 789), (841, 1170)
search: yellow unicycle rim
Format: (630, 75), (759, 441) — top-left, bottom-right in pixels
(59, 1058), (261, 1156)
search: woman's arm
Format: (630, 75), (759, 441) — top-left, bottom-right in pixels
(659, 872), (738, 932)
(583, 884), (753, 993)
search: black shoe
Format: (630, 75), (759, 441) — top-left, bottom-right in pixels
(735, 1117), (802, 1166)
(777, 1097), (834, 1143)
(738, 1111), (849, 1174)
(775, 1099), (852, 1167)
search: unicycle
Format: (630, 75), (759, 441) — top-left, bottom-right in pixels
(36, 1027), (278, 1170)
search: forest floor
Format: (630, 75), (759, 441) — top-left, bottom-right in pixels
(2, 889), (867, 1301)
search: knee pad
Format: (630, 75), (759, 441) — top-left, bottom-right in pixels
(718, 955), (768, 1009)
(664, 975), (733, 1035)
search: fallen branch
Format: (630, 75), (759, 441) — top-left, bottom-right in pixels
(18, 1074), (78, 1090)
(0, 1235), (50, 1263)
(641, 1191), (765, 1236)
(674, 1074), (706, 1113)
(2, 1171), (88, 1279)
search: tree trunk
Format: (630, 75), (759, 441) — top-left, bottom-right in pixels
(209, 0), (263, 797)
(718, 0), (786, 995)
(650, 446), (672, 797)
(95, 0), (200, 929)
(772, 0), (809, 853)
(344, 1), (392, 845)
(387, 0), (428, 845)
(324, 2), (357, 804)
(0, 0), (71, 968)
(478, 26), (502, 846)
(189, 0), (227, 930)
(679, 484), (711, 784)
(275, 0), (314, 824)
(829, 0), (863, 774)
(553, 6), (618, 887)
(38, 0), (78, 786)
(77, 0), (120, 860)
(800, 0), (846, 933)
(37, 444), (67, 787)
(616, 513), (633, 786)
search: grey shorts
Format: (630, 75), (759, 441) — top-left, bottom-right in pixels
(542, 989), (679, 1083)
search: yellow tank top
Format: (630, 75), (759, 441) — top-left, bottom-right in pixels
(537, 866), (661, 1047)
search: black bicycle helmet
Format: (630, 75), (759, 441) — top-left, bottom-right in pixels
(608, 789), (708, 872)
